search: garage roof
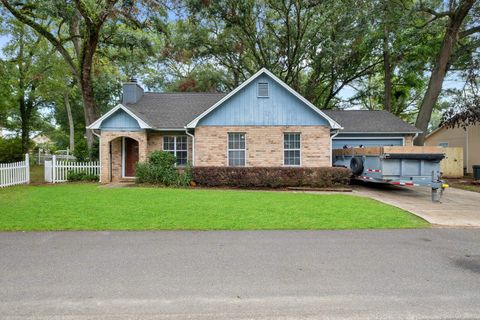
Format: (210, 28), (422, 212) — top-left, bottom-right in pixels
(323, 110), (422, 134)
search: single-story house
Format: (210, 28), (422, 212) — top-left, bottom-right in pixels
(425, 123), (480, 174)
(87, 68), (421, 183)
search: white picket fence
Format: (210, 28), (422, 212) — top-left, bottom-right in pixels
(44, 155), (100, 183)
(0, 154), (30, 188)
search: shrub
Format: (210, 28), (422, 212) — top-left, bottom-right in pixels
(73, 136), (99, 161)
(192, 167), (351, 188)
(135, 151), (191, 187)
(66, 170), (99, 182)
(0, 137), (24, 163)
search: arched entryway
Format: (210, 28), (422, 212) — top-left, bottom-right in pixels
(99, 131), (147, 183)
(122, 137), (139, 177)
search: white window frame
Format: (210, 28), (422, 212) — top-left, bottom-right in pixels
(257, 82), (269, 98)
(227, 132), (247, 167)
(283, 133), (301, 167)
(163, 135), (188, 166)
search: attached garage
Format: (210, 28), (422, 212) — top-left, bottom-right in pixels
(324, 110), (421, 150)
(332, 136), (404, 149)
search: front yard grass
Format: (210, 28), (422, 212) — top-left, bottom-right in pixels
(447, 178), (480, 193)
(0, 184), (428, 231)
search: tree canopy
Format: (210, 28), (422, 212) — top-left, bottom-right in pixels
(0, 0), (479, 152)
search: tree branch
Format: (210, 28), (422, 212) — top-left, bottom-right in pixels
(460, 25), (480, 38)
(0, 0), (78, 78)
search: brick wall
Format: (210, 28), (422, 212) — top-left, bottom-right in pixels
(99, 131), (148, 183)
(404, 134), (415, 146)
(99, 131), (193, 183)
(194, 126), (331, 167)
(99, 128), (328, 183)
(147, 132), (192, 163)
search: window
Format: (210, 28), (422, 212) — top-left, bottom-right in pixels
(228, 133), (246, 166)
(163, 136), (188, 166)
(438, 142), (449, 148)
(284, 133), (300, 166)
(258, 82), (269, 97)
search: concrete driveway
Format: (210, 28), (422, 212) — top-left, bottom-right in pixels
(1, 230), (480, 319)
(353, 183), (480, 227)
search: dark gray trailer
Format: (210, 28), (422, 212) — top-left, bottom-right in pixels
(333, 146), (447, 202)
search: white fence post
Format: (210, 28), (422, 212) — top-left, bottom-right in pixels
(44, 160), (52, 183)
(25, 153), (30, 184)
(53, 155), (57, 184)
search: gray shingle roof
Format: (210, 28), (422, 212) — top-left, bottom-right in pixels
(123, 93), (420, 134)
(323, 110), (421, 133)
(125, 92), (226, 129)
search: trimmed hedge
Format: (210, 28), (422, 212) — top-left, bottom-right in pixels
(66, 170), (99, 182)
(192, 167), (351, 188)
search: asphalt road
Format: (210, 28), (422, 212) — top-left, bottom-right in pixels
(1, 229), (480, 319)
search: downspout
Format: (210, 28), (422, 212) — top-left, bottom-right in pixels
(184, 127), (195, 166)
(465, 128), (469, 173)
(412, 132), (419, 146)
(91, 129), (102, 183)
(330, 129), (341, 166)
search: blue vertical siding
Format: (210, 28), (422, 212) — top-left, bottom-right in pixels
(198, 74), (329, 126)
(100, 109), (141, 131)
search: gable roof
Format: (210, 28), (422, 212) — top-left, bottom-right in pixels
(186, 68), (342, 129)
(323, 110), (421, 134)
(87, 104), (152, 130)
(126, 92), (226, 129)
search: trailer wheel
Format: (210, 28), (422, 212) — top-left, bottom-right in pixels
(350, 157), (364, 175)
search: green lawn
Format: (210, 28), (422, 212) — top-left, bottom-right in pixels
(0, 184), (428, 231)
(30, 165), (44, 184)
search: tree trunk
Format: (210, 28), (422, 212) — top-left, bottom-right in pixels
(78, 62), (98, 152)
(80, 84), (96, 152)
(19, 98), (29, 154)
(415, 0), (476, 145)
(383, 21), (392, 112)
(79, 29), (101, 153)
(64, 91), (75, 152)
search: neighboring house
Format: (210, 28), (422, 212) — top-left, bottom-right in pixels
(425, 123), (480, 174)
(88, 68), (420, 183)
(31, 133), (52, 145)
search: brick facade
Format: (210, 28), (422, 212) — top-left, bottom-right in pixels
(99, 131), (192, 183)
(194, 126), (331, 167)
(147, 132), (193, 162)
(404, 134), (415, 146)
(99, 131), (148, 183)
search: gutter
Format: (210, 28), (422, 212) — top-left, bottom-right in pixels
(330, 129), (341, 165)
(466, 128), (469, 172)
(412, 132), (419, 145)
(184, 127), (195, 166)
(90, 129), (103, 183)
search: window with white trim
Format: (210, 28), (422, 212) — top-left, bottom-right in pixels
(228, 133), (246, 166)
(284, 133), (300, 166)
(258, 82), (269, 97)
(163, 136), (188, 166)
